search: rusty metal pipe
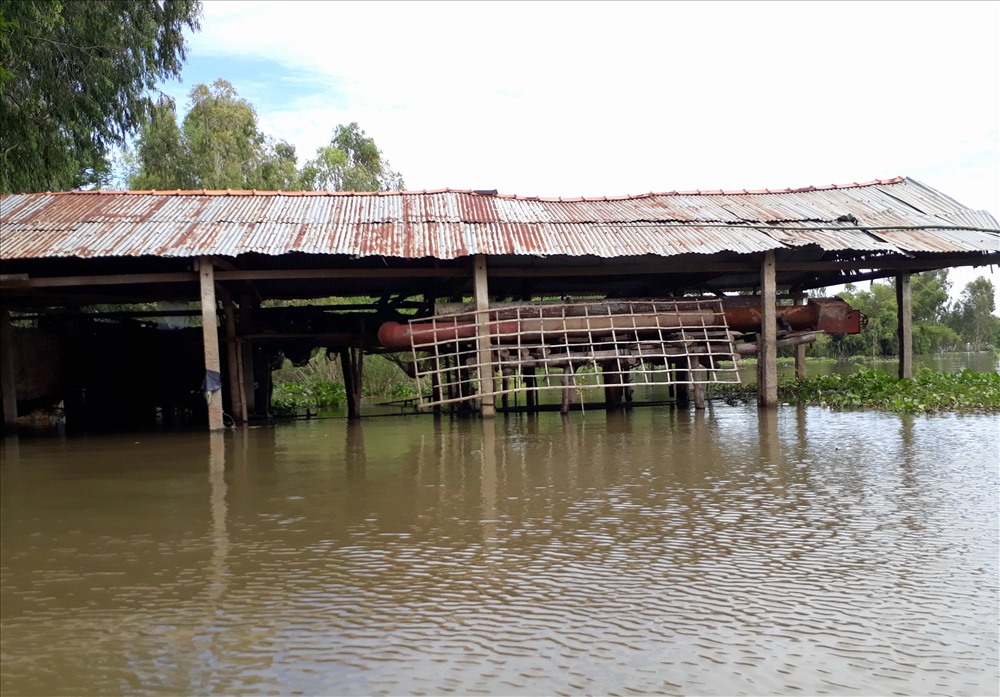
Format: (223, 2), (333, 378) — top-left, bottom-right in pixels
(376, 298), (863, 349)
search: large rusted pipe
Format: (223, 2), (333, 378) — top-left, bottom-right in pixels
(376, 298), (863, 349)
(377, 310), (729, 349)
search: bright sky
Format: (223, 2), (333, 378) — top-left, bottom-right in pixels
(158, 0), (999, 305)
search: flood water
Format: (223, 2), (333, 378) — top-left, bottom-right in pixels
(2, 404), (998, 696)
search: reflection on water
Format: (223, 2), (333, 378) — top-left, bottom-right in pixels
(2, 406), (998, 696)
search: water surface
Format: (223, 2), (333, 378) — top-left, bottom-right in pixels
(2, 406), (998, 695)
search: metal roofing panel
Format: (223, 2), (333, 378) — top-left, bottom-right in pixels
(2, 178), (998, 262)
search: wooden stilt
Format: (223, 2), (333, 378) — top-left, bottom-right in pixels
(431, 369), (442, 415)
(673, 359), (690, 408)
(561, 366), (573, 414)
(198, 258), (225, 430)
(794, 294), (808, 380)
(1, 307), (18, 429)
(473, 255), (496, 418)
(692, 357), (706, 410)
(239, 294), (256, 417)
(235, 337), (248, 424)
(758, 250), (778, 408)
(896, 272), (913, 380)
(340, 347), (363, 420)
(603, 361), (624, 410)
(220, 291), (244, 425)
(524, 366), (537, 412)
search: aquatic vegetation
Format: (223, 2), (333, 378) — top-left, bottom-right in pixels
(271, 380), (347, 416)
(711, 369), (1000, 413)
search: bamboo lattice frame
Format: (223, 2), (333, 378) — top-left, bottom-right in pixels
(407, 299), (741, 409)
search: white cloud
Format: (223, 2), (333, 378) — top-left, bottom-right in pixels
(173, 0), (999, 303)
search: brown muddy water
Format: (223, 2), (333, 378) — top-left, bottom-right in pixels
(2, 405), (998, 696)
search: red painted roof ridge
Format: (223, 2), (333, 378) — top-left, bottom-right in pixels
(28, 177), (908, 200)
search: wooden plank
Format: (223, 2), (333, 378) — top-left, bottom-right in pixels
(199, 258), (225, 430)
(215, 268), (468, 281)
(473, 255), (496, 418)
(1, 308), (18, 428)
(1, 272), (197, 289)
(3, 253), (995, 290)
(758, 250), (778, 408)
(896, 273), (913, 380)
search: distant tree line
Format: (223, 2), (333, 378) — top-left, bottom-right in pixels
(812, 270), (999, 358)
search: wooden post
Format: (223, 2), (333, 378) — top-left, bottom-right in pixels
(794, 294), (808, 381)
(239, 294), (256, 417)
(219, 290), (244, 425)
(896, 272), (913, 380)
(199, 258), (225, 430)
(560, 366), (573, 414)
(673, 359), (690, 408)
(1, 307), (18, 428)
(340, 347), (363, 420)
(524, 366), (537, 412)
(473, 255), (496, 418)
(603, 361), (624, 410)
(758, 250), (778, 408)
(691, 357), (706, 410)
(235, 338), (248, 424)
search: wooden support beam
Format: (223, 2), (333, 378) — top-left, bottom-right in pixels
(3, 253), (995, 292)
(896, 272), (913, 380)
(473, 255), (496, 418)
(1, 271), (197, 289)
(758, 250), (778, 408)
(215, 268), (468, 282)
(1, 308), (18, 428)
(199, 258), (224, 430)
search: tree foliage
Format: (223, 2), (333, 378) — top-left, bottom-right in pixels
(300, 122), (404, 192)
(949, 276), (999, 351)
(129, 84), (403, 195)
(0, 0), (202, 193)
(128, 79), (302, 191)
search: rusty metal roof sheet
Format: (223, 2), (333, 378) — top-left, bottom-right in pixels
(1, 177), (997, 261)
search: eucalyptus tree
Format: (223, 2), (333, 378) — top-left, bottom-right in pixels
(300, 122), (404, 192)
(128, 79), (302, 191)
(0, 0), (202, 193)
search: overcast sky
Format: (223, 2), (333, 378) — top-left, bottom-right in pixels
(158, 0), (999, 303)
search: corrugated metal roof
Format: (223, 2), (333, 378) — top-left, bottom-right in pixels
(1, 177), (997, 261)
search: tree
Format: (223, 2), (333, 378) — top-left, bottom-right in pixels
(0, 0), (202, 193)
(833, 282), (898, 358)
(909, 270), (958, 354)
(128, 96), (194, 190)
(128, 79), (303, 191)
(950, 277), (999, 351)
(300, 122), (404, 192)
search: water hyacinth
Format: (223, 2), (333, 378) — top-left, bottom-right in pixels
(712, 369), (1000, 414)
